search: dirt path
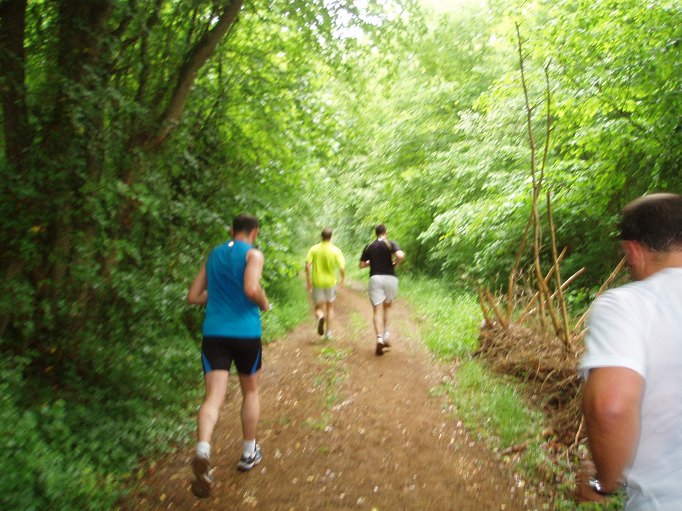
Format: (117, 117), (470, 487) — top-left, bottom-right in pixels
(123, 285), (532, 510)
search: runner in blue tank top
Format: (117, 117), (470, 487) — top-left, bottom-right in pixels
(203, 239), (262, 338)
(186, 214), (270, 498)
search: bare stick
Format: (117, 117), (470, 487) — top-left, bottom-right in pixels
(521, 266), (585, 323)
(572, 416), (585, 450)
(478, 286), (493, 326)
(551, 267), (586, 299)
(485, 288), (509, 329)
(547, 192), (571, 348)
(517, 246), (567, 323)
(574, 328), (588, 341)
(507, 210), (534, 322)
(516, 23), (552, 331)
(536, 262), (563, 336)
(539, 61), (552, 187)
(516, 22), (537, 189)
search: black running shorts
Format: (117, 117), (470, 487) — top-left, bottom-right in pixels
(201, 336), (262, 375)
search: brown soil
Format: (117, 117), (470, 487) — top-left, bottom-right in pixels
(123, 286), (536, 510)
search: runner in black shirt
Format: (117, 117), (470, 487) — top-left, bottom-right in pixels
(359, 224), (405, 355)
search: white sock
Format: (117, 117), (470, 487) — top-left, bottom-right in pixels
(383, 330), (390, 340)
(243, 439), (256, 457)
(377, 336), (384, 345)
(196, 441), (210, 459)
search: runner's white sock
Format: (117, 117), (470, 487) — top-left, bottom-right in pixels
(377, 335), (384, 345)
(383, 330), (390, 340)
(196, 441), (210, 460)
(243, 439), (256, 458)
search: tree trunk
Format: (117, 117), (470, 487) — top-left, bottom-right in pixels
(0, 0), (30, 171)
(43, 0), (112, 291)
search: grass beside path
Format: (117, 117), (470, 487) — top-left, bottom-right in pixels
(398, 275), (556, 505)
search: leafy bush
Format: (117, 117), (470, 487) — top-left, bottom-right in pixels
(0, 271), (306, 510)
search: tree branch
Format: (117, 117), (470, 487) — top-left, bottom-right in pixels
(144, 0), (244, 151)
(135, 0), (164, 104)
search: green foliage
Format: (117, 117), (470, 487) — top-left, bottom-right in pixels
(318, 0), (681, 293)
(2, 0), (680, 508)
(1, 1), (403, 508)
(0, 273), (309, 510)
(0, 358), (120, 511)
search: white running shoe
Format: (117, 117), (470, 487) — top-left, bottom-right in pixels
(237, 443), (262, 472)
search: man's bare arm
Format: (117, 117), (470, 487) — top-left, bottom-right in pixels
(393, 249), (405, 267)
(581, 367), (643, 494)
(187, 262), (208, 305)
(305, 262), (312, 291)
(244, 249), (270, 311)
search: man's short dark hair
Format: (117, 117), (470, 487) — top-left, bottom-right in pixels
(233, 214), (260, 234)
(619, 193), (682, 252)
(321, 228), (332, 241)
(375, 224), (387, 236)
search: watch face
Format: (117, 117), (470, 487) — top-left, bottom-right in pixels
(589, 477), (613, 496)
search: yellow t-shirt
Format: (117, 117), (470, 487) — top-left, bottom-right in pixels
(306, 241), (346, 288)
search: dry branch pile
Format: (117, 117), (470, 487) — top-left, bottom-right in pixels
(477, 322), (582, 443)
(477, 251), (625, 446)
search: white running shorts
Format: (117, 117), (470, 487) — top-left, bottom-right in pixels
(368, 275), (398, 306)
(312, 286), (337, 304)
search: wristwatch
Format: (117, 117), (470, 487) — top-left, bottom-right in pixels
(588, 476), (618, 496)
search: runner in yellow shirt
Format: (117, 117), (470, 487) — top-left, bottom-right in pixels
(305, 228), (346, 339)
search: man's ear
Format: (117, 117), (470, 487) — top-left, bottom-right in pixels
(622, 240), (638, 261)
(621, 240), (646, 278)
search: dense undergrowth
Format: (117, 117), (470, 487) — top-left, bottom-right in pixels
(0, 279), (308, 511)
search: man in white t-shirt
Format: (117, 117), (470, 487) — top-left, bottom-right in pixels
(578, 193), (682, 509)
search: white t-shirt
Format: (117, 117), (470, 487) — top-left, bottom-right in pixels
(580, 267), (682, 510)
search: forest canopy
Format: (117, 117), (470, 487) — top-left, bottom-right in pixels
(0, 0), (679, 508)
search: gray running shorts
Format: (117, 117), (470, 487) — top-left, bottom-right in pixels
(368, 275), (398, 306)
(312, 286), (337, 304)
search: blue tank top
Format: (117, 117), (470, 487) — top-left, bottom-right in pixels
(202, 240), (262, 338)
